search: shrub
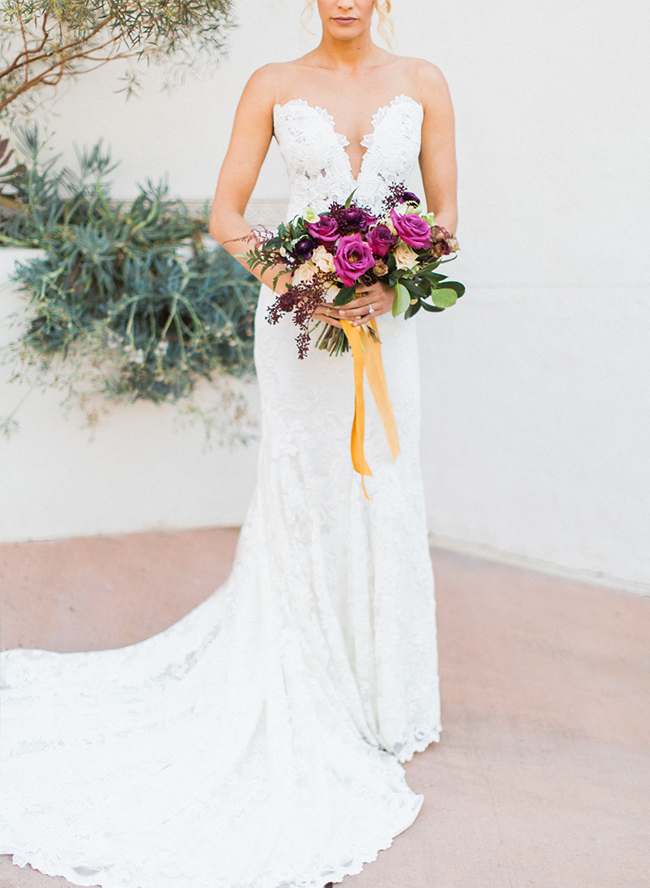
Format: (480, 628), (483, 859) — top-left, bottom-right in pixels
(1, 129), (258, 442)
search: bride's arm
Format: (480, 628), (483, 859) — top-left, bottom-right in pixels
(209, 66), (291, 293)
(418, 61), (458, 235)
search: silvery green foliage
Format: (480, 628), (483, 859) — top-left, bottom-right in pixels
(1, 129), (258, 442)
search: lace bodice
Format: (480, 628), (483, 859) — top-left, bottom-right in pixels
(273, 94), (424, 218)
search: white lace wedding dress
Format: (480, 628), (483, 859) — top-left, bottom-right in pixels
(0, 94), (440, 888)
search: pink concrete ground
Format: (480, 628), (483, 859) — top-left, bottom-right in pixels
(1, 529), (648, 888)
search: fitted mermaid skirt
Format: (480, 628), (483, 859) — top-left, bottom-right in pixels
(0, 94), (441, 888)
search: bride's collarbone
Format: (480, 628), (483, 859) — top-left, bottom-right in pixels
(274, 66), (420, 141)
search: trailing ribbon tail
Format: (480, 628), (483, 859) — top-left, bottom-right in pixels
(362, 320), (400, 461)
(339, 318), (400, 498)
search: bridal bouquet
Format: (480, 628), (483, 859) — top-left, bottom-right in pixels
(245, 184), (464, 358)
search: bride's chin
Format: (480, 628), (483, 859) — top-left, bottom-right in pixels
(326, 23), (367, 40)
(324, 15), (370, 35)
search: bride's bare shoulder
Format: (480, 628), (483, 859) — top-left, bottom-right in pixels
(413, 58), (452, 102)
(244, 59), (314, 103)
(367, 54), (451, 107)
(390, 55), (449, 87)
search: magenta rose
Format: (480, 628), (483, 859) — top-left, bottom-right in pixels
(390, 209), (432, 250)
(333, 233), (376, 286)
(306, 214), (339, 245)
(366, 223), (396, 257)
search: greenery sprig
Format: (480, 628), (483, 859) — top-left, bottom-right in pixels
(0, 0), (234, 119)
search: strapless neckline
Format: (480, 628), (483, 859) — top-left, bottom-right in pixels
(273, 94), (422, 184)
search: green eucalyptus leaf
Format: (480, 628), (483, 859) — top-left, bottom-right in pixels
(443, 280), (466, 297)
(392, 281), (410, 317)
(430, 288), (458, 308)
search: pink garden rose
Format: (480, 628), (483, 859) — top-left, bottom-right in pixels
(306, 214), (339, 245)
(333, 234), (375, 286)
(390, 209), (432, 250)
(366, 223), (396, 257)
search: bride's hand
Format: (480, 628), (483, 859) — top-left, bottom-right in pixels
(337, 280), (394, 327)
(312, 301), (343, 328)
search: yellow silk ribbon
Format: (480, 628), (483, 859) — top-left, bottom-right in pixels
(339, 318), (400, 497)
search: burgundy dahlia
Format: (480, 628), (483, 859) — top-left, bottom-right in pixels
(340, 206), (375, 233)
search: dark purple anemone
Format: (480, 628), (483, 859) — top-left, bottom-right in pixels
(382, 182), (423, 212)
(293, 236), (316, 259)
(401, 190), (421, 205)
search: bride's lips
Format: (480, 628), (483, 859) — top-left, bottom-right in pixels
(333, 17), (357, 24)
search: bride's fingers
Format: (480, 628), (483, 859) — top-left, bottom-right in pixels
(342, 294), (372, 308)
(338, 296), (375, 313)
(313, 310), (343, 329)
(338, 301), (384, 318)
(314, 304), (339, 318)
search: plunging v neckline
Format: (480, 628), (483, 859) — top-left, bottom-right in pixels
(273, 94), (422, 184)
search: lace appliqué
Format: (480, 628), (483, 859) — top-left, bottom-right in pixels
(273, 94), (424, 218)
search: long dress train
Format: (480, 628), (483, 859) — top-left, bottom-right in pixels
(0, 94), (441, 888)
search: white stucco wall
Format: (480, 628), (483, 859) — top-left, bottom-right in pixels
(1, 0), (649, 589)
(0, 249), (261, 537)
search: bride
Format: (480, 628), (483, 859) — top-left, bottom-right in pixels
(0, 1), (457, 887)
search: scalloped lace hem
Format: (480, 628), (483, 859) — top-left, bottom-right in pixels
(395, 723), (442, 764)
(1, 795), (423, 888)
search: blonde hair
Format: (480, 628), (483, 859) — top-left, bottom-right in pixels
(374, 0), (394, 49)
(302, 1), (395, 49)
